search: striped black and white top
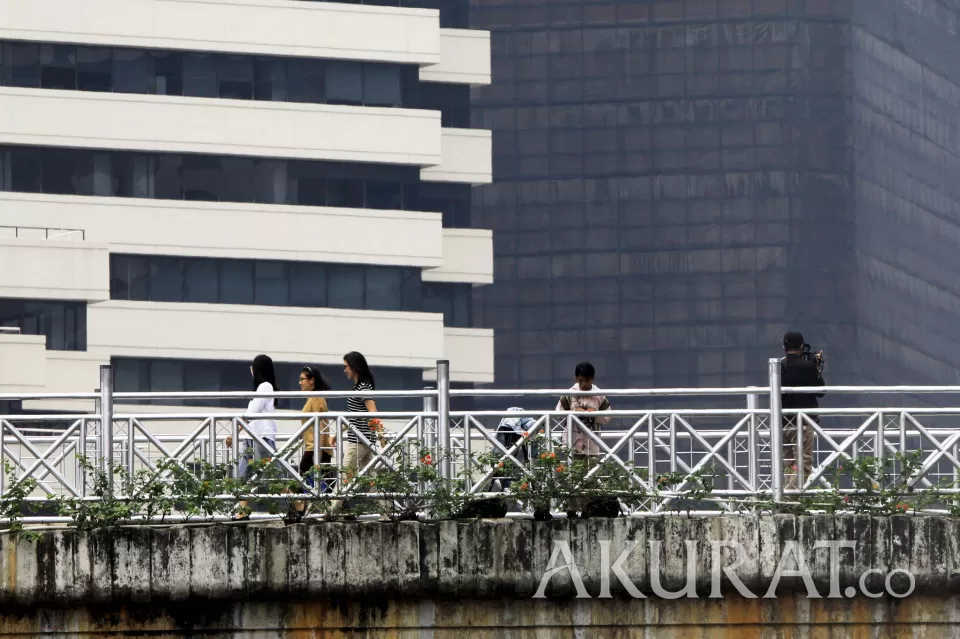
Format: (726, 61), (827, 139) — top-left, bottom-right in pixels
(346, 380), (375, 443)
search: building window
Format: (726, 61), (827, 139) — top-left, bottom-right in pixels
(110, 254), (427, 315)
(0, 41), (432, 110)
(422, 283), (473, 327)
(0, 146), (427, 214)
(0, 299), (87, 351)
(112, 356), (423, 410)
(416, 183), (473, 228)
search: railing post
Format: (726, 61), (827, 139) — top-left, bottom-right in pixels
(747, 387), (759, 496)
(768, 358), (783, 503)
(423, 387), (437, 455)
(100, 364), (114, 493)
(437, 360), (452, 482)
(422, 387), (436, 496)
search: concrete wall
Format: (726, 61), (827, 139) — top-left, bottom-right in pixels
(0, 238), (110, 302)
(0, 0), (441, 65)
(1, 516), (959, 636)
(0, 88), (442, 166)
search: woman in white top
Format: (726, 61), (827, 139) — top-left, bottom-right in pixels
(234, 353), (279, 519)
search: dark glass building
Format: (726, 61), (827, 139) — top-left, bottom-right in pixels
(470, 0), (960, 399)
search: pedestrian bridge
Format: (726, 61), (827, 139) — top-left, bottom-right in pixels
(4, 360), (960, 636)
(2, 360), (960, 524)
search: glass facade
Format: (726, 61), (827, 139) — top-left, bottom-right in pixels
(0, 299), (86, 351)
(110, 254), (474, 326)
(469, 0), (959, 402)
(112, 357), (424, 410)
(0, 40), (470, 124)
(0, 146), (473, 226)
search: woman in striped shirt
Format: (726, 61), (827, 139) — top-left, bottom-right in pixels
(342, 351), (378, 470)
(335, 351), (388, 518)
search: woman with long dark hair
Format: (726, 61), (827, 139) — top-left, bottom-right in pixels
(286, 366), (332, 521)
(334, 351), (386, 516)
(233, 354), (279, 519)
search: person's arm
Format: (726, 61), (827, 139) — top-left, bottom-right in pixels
(814, 367), (826, 398)
(596, 397), (613, 425)
(557, 396), (571, 411)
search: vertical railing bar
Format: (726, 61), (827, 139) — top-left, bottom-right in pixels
(768, 358), (783, 503)
(669, 414), (677, 473)
(437, 360), (451, 483)
(100, 365), (114, 493)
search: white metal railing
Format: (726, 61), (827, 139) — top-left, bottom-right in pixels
(3, 359), (960, 522)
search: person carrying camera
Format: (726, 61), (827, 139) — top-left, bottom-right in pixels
(780, 331), (825, 490)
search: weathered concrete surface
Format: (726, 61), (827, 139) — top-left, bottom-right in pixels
(1, 516), (960, 636)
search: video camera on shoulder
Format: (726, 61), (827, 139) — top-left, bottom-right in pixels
(800, 342), (825, 374)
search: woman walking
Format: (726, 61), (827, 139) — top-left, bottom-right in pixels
(336, 351), (387, 517)
(286, 366), (332, 521)
(232, 354), (279, 520)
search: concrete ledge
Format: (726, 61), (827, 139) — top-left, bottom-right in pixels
(2, 516), (959, 607)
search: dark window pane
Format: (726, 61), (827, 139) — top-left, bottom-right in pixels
(252, 159), (286, 204)
(183, 52), (217, 97)
(365, 180), (403, 210)
(74, 152), (113, 196)
(77, 47), (112, 92)
(113, 48), (150, 94)
(218, 55), (253, 99)
(290, 262), (327, 307)
(326, 62), (363, 105)
(220, 260), (254, 305)
(110, 254), (131, 299)
(288, 162), (326, 206)
(40, 44), (75, 89)
(254, 57), (286, 101)
(423, 283), (471, 327)
(152, 51), (183, 95)
(184, 259), (219, 303)
(402, 269), (422, 311)
(184, 360), (221, 407)
(4, 42), (40, 88)
(220, 157), (254, 203)
(254, 261), (289, 306)
(113, 152), (153, 198)
(114, 359), (147, 394)
(181, 155), (220, 201)
(9, 147), (42, 192)
(129, 255), (149, 299)
(153, 154), (183, 199)
(365, 267), (402, 310)
(149, 256), (184, 302)
(328, 178), (364, 208)
(150, 359), (184, 405)
(45, 303), (66, 350)
(328, 266), (364, 309)
(363, 65), (401, 106)
(40, 149), (78, 195)
(287, 59), (325, 103)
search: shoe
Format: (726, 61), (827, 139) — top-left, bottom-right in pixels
(565, 510), (579, 520)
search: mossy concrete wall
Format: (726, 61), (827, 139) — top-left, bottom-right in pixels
(2, 516), (960, 637)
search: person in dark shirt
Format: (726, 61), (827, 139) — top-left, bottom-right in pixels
(780, 331), (825, 490)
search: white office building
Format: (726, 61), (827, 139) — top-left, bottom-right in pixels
(0, 0), (493, 413)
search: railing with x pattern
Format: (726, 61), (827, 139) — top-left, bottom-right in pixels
(4, 360), (960, 522)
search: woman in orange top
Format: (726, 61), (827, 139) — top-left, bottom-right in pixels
(288, 366), (331, 520)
